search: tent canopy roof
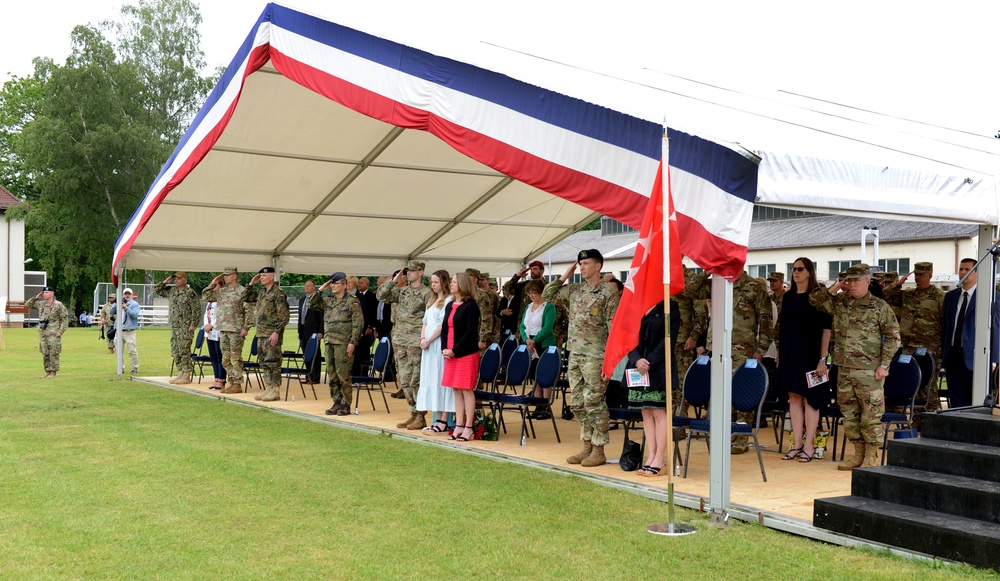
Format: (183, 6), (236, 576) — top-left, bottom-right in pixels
(113, 3), (999, 278)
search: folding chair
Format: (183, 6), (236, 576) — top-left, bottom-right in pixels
(282, 333), (320, 401)
(352, 337), (393, 413)
(473, 343), (503, 426)
(494, 333), (520, 391)
(494, 345), (561, 442)
(880, 353), (922, 464)
(243, 334), (264, 392)
(672, 357), (711, 468)
(684, 359), (769, 482)
(492, 344), (532, 437)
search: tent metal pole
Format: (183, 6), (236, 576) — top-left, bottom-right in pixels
(709, 275), (733, 522)
(115, 263), (124, 377)
(972, 224), (994, 405)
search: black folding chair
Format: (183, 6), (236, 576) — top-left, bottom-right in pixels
(880, 353), (921, 464)
(352, 337), (393, 413)
(282, 333), (320, 401)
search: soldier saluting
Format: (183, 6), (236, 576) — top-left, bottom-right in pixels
(26, 285), (69, 378)
(202, 267), (252, 394)
(309, 272), (363, 416)
(242, 266), (290, 402)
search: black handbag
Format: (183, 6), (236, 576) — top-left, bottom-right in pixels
(619, 438), (642, 472)
(107, 327), (117, 342)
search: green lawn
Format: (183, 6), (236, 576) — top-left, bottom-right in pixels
(0, 326), (995, 579)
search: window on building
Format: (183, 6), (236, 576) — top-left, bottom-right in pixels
(878, 258), (910, 274)
(600, 217), (637, 236)
(747, 264), (776, 279)
(829, 260), (861, 278)
(751, 206), (823, 222)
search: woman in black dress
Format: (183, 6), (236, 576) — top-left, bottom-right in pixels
(777, 257), (832, 462)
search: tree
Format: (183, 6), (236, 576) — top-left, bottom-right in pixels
(0, 0), (215, 311)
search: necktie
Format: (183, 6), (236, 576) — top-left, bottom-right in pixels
(954, 292), (968, 348)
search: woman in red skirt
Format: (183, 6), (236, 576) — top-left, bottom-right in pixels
(441, 272), (481, 441)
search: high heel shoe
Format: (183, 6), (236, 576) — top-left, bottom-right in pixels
(448, 425), (466, 441)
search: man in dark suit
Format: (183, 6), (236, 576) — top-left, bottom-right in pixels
(298, 279), (325, 384)
(352, 276), (378, 375)
(941, 258), (1000, 408)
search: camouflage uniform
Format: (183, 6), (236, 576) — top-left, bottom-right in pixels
(553, 303), (569, 350)
(309, 292), (363, 407)
(202, 281), (252, 389)
(480, 274), (501, 344)
(502, 275), (539, 330)
(25, 295), (69, 373)
(376, 276), (431, 414)
(242, 282), (290, 392)
(100, 300), (116, 351)
(543, 277), (620, 447)
(883, 262), (945, 413)
(810, 269), (900, 448)
(155, 280), (202, 375)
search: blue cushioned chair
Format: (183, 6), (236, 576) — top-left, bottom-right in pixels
(880, 352), (922, 465)
(473, 343), (503, 427)
(282, 333), (320, 401)
(673, 357), (712, 467)
(242, 334), (263, 392)
(493, 345), (561, 443)
(351, 336), (393, 413)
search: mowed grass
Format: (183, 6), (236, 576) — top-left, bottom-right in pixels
(0, 326), (996, 580)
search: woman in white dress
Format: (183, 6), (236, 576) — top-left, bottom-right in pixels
(416, 270), (454, 432)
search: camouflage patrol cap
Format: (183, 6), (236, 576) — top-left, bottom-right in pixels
(223, 266), (238, 275)
(843, 264), (870, 279)
(886, 271), (899, 282)
(173, 271), (188, 279)
(913, 262), (933, 274)
(480, 272), (490, 279)
(407, 260), (425, 271)
(465, 268), (482, 280)
(872, 272), (885, 283)
(766, 272), (783, 281)
(577, 249), (604, 263)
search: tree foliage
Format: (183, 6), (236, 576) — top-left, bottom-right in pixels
(0, 0), (215, 311)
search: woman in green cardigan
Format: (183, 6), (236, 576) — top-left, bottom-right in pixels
(520, 279), (557, 419)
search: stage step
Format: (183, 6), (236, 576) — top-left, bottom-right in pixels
(814, 496), (1000, 570)
(920, 408), (1000, 447)
(888, 437), (1000, 481)
(852, 465), (1000, 524)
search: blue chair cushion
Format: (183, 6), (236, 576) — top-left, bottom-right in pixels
(881, 412), (908, 423)
(687, 419), (752, 434)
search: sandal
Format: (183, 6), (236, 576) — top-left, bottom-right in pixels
(456, 426), (475, 442)
(429, 420), (449, 433)
(798, 449), (814, 463)
(781, 447), (803, 461)
(640, 466), (663, 477)
(448, 425), (466, 441)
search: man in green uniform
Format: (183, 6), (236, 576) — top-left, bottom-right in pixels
(767, 272), (786, 311)
(503, 260), (546, 325)
(310, 272), (363, 417)
(466, 268), (495, 353)
(376, 260), (431, 429)
(203, 267), (252, 394)
(242, 266), (290, 402)
(26, 286), (69, 378)
(155, 271), (202, 385)
(810, 264), (900, 469)
(100, 294), (116, 354)
(479, 272), (501, 345)
(543, 249), (620, 468)
(883, 261), (945, 419)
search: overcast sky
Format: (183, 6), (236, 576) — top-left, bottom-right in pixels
(2, 0), (997, 138)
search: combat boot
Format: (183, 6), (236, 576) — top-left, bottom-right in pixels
(397, 413), (418, 429)
(108, 348), (115, 355)
(580, 445), (606, 467)
(859, 443), (880, 468)
(168, 374), (181, 384)
(175, 371), (193, 385)
(220, 383), (243, 394)
(255, 385), (280, 402)
(567, 441), (593, 465)
(407, 414), (427, 430)
(837, 439), (865, 471)
(48, 371), (56, 379)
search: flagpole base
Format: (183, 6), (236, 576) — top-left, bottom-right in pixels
(646, 522), (696, 536)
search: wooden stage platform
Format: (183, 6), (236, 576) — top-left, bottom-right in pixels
(137, 375), (854, 523)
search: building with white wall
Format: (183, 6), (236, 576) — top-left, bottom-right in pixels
(0, 185), (26, 325)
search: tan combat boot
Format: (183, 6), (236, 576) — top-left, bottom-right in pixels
(258, 385), (280, 402)
(397, 413), (418, 429)
(220, 382), (243, 394)
(567, 441), (593, 465)
(580, 445), (607, 467)
(859, 443), (880, 468)
(48, 371), (56, 379)
(407, 414), (427, 430)
(168, 374), (181, 384)
(837, 439), (866, 471)
(40, 372), (52, 379)
(175, 371), (192, 385)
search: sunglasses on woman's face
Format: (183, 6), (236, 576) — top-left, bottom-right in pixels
(792, 266), (806, 272)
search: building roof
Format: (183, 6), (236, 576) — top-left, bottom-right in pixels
(539, 215), (980, 263)
(0, 184), (20, 210)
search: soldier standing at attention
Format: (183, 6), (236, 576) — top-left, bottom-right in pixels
(377, 260), (431, 429)
(543, 249), (620, 467)
(242, 266), (290, 402)
(101, 293), (116, 354)
(479, 272), (501, 345)
(202, 267), (252, 394)
(466, 268), (495, 353)
(882, 261), (944, 419)
(767, 272), (786, 311)
(155, 272), (202, 385)
(26, 286), (69, 378)
(810, 264), (900, 470)
(310, 272), (363, 416)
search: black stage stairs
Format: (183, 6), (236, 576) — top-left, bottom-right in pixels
(813, 408), (1000, 571)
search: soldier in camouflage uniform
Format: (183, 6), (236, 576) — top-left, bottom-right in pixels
(883, 261), (944, 419)
(155, 272), (202, 385)
(479, 272), (501, 345)
(767, 272), (786, 311)
(242, 266), (290, 402)
(466, 268), (496, 353)
(810, 264), (900, 470)
(543, 249), (620, 468)
(25, 286), (69, 378)
(202, 267), (252, 394)
(504, 260), (546, 326)
(310, 272), (363, 416)
(100, 294), (116, 354)
(377, 260), (432, 429)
